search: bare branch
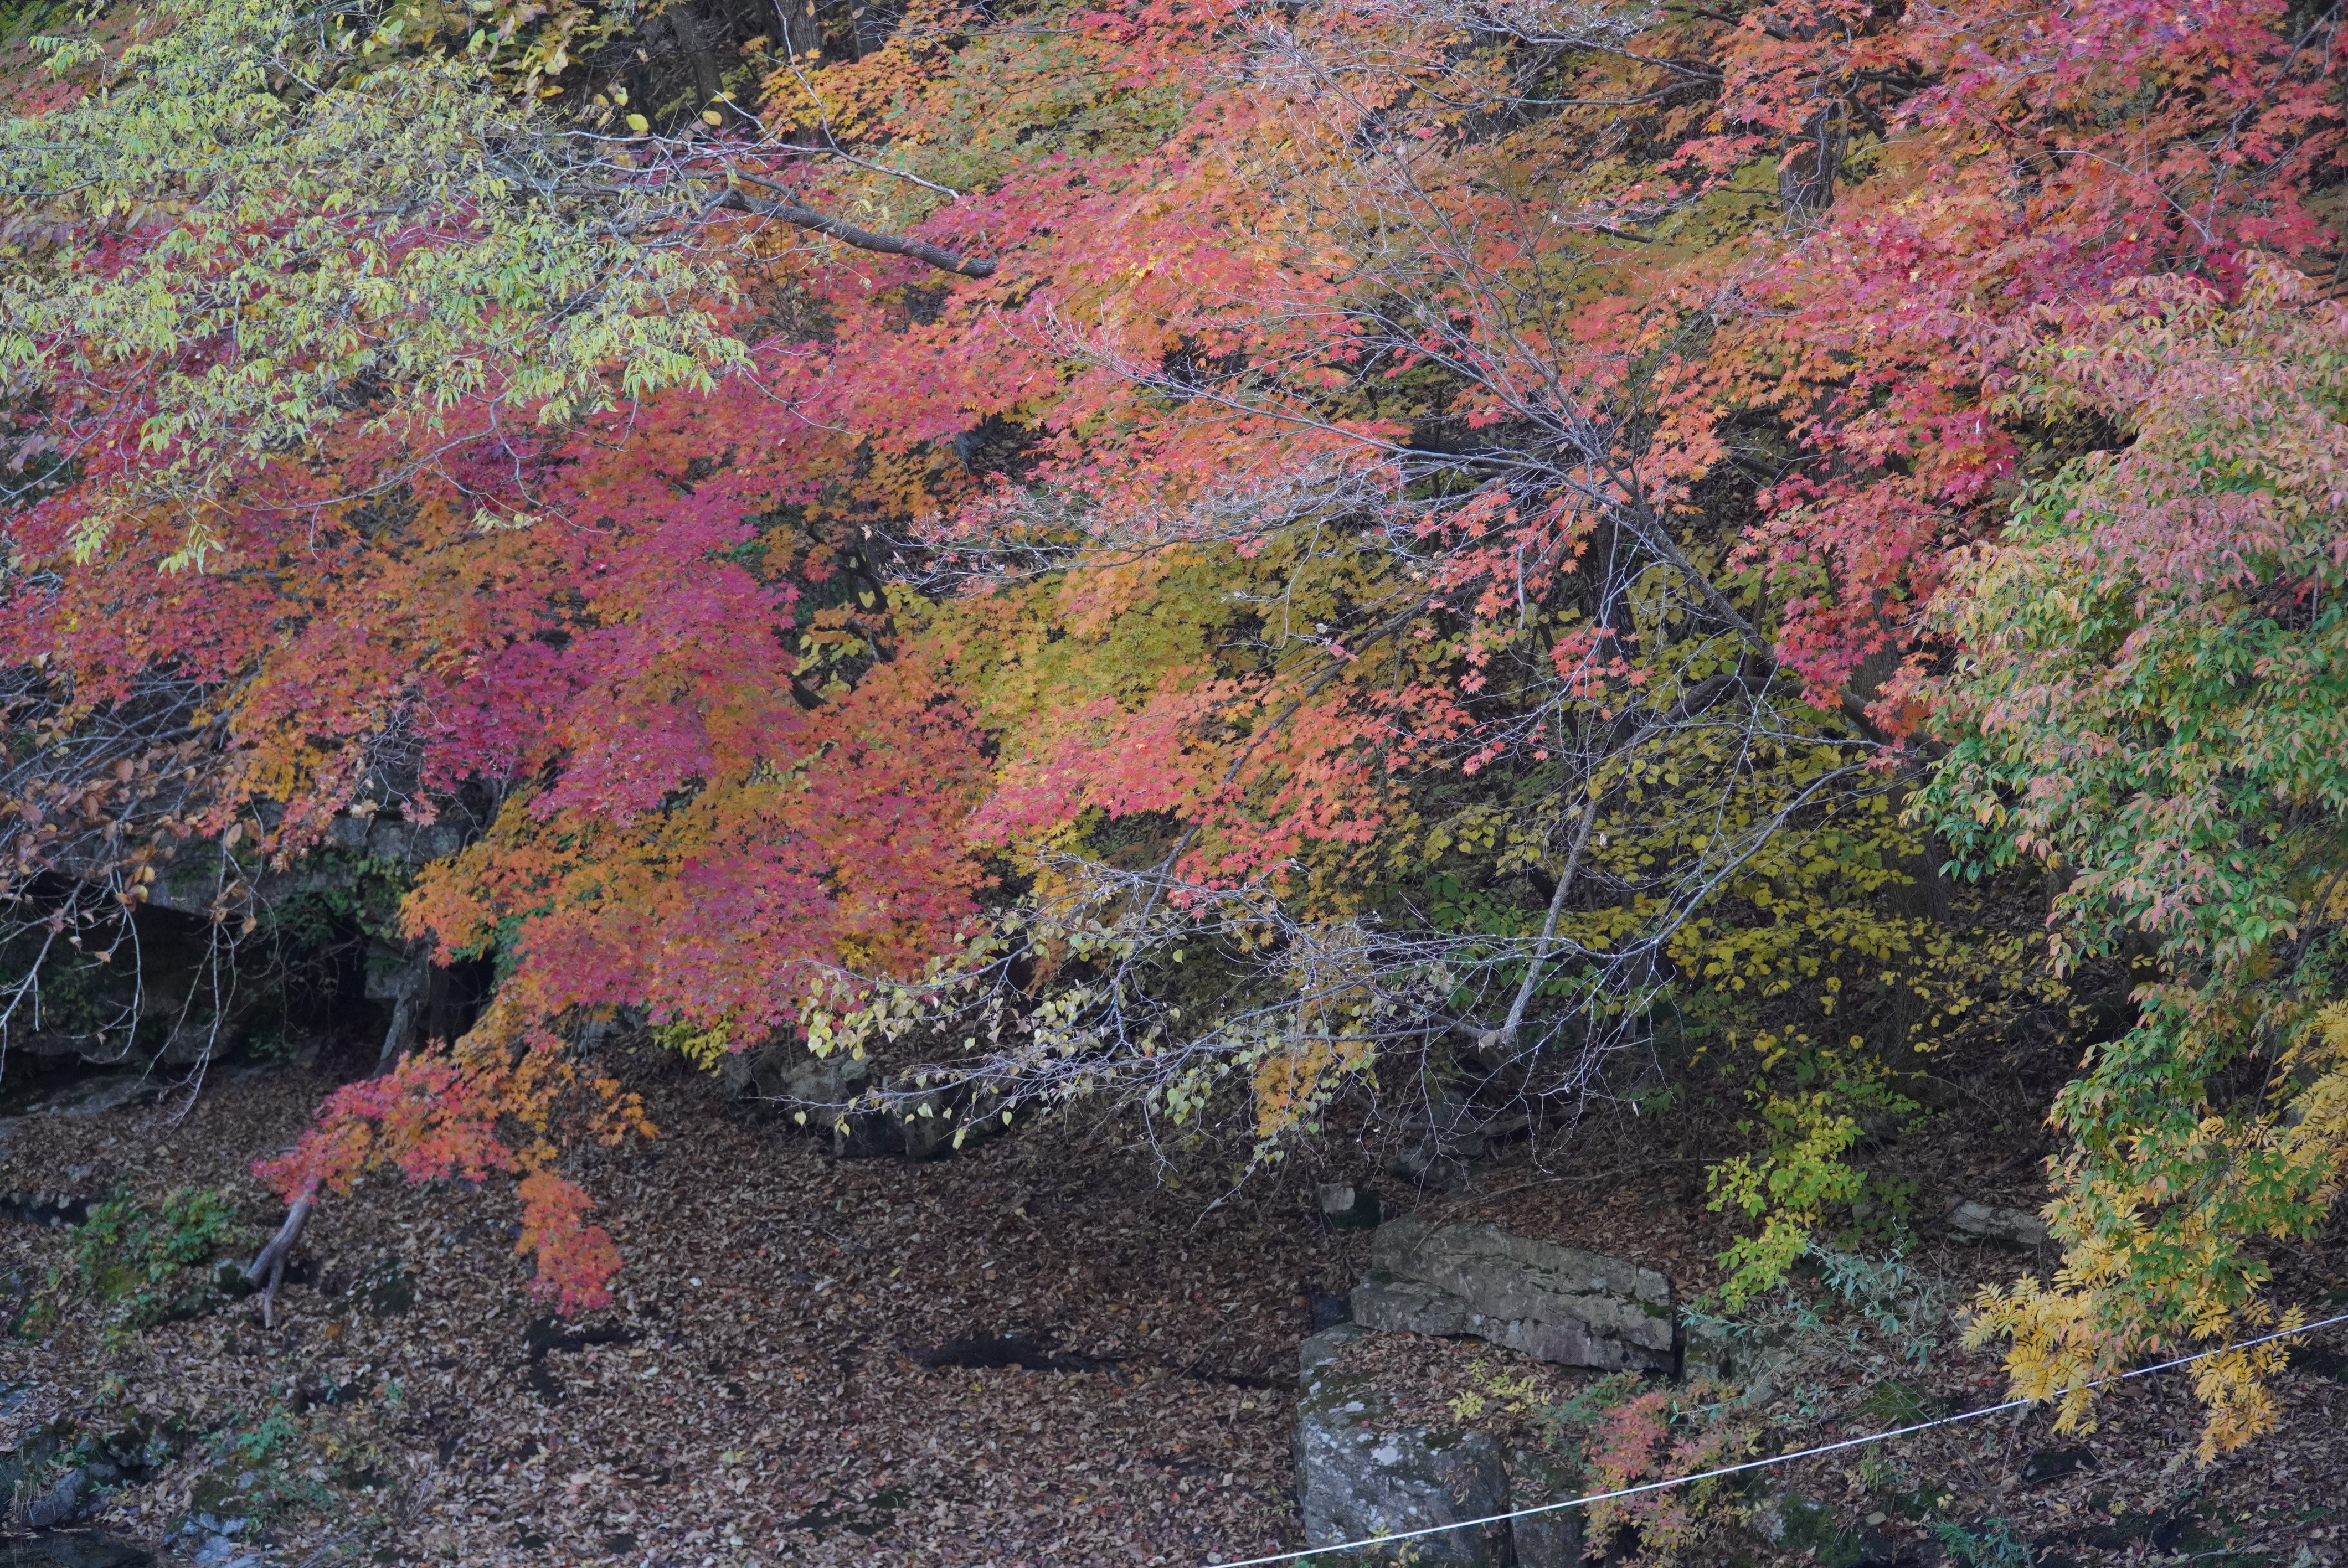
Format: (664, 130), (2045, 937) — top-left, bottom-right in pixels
(245, 1195), (312, 1329)
(710, 183), (996, 278)
(1497, 792), (1602, 1045)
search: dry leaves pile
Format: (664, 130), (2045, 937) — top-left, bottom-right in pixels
(1, 1049), (1350, 1566)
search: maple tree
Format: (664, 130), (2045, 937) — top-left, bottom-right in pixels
(0, 0), (2342, 1459)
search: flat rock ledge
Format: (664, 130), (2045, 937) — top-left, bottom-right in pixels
(1294, 1220), (1729, 1561)
(1295, 1324), (1583, 1567)
(1352, 1216), (1677, 1372)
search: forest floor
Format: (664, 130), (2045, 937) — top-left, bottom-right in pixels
(1, 1036), (2345, 1567)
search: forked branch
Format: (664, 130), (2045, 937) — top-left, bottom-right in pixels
(244, 1194), (312, 1329)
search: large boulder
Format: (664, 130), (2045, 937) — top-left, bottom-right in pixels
(1294, 1325), (1513, 1566)
(1352, 1218), (1677, 1371)
(23, 1465), (89, 1527)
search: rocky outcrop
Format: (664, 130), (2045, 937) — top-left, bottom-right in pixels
(1681, 1314), (1801, 1401)
(1293, 1325), (1586, 1566)
(23, 811), (478, 1067)
(1294, 1220), (1707, 1557)
(722, 1039), (872, 1113)
(3, 1410), (185, 1531)
(126, 812), (468, 920)
(22, 1464), (89, 1527)
(1384, 1087), (1502, 1190)
(1352, 1218), (1676, 1371)
(0, 1189), (95, 1227)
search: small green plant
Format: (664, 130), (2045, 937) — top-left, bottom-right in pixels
(1776, 1497), (1865, 1567)
(73, 1186), (245, 1329)
(193, 1405), (331, 1519)
(1850, 1174), (1919, 1241)
(1855, 1378), (1946, 1426)
(1534, 1370), (1638, 1454)
(1446, 1358), (1546, 1424)
(188, 1397), (400, 1529)
(1805, 1247), (1943, 1349)
(13, 1291), (59, 1340)
(1933, 1517), (2032, 1568)
(1682, 1242), (1953, 1411)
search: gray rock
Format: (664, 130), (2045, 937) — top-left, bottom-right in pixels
(140, 812), (462, 920)
(1505, 1448), (1587, 1568)
(1386, 1087), (1490, 1190)
(23, 1465), (87, 1526)
(1294, 1326), (1511, 1565)
(728, 1044), (1008, 1162)
(1680, 1315), (1799, 1402)
(0, 1418), (70, 1518)
(30, 1075), (158, 1119)
(1352, 1271), (1472, 1337)
(1358, 1218), (1676, 1371)
(1386, 1143), (1480, 1190)
(1680, 1313), (1733, 1379)
(0, 1190), (92, 1227)
(1319, 1183), (1383, 1230)
(190, 1528), (260, 1568)
(363, 937), (429, 1004)
(721, 1041), (871, 1110)
(896, 1086), (956, 1162)
(1301, 1319), (1368, 1375)
(1946, 1199), (2049, 1249)
(360, 818), (466, 865)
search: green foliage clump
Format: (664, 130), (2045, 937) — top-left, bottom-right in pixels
(1932, 1517), (2031, 1568)
(191, 1396), (403, 1528)
(72, 1185), (246, 1329)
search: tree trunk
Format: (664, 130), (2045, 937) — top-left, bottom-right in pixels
(374, 940), (432, 1075)
(670, 3), (730, 118)
(774, 0), (821, 60)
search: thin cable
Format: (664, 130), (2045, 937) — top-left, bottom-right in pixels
(1206, 1308), (2348, 1568)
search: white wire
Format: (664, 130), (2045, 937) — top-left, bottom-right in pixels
(1205, 1308), (2348, 1567)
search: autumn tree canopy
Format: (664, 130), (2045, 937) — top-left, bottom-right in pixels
(2, 0), (2343, 1452)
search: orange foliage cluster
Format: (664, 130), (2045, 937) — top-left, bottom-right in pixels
(255, 1028), (653, 1309)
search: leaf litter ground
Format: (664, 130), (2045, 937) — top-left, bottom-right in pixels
(1, 1044), (2344, 1566)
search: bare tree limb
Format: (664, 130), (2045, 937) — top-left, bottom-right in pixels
(244, 1194), (312, 1329)
(1497, 791), (1602, 1046)
(710, 182), (996, 278)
